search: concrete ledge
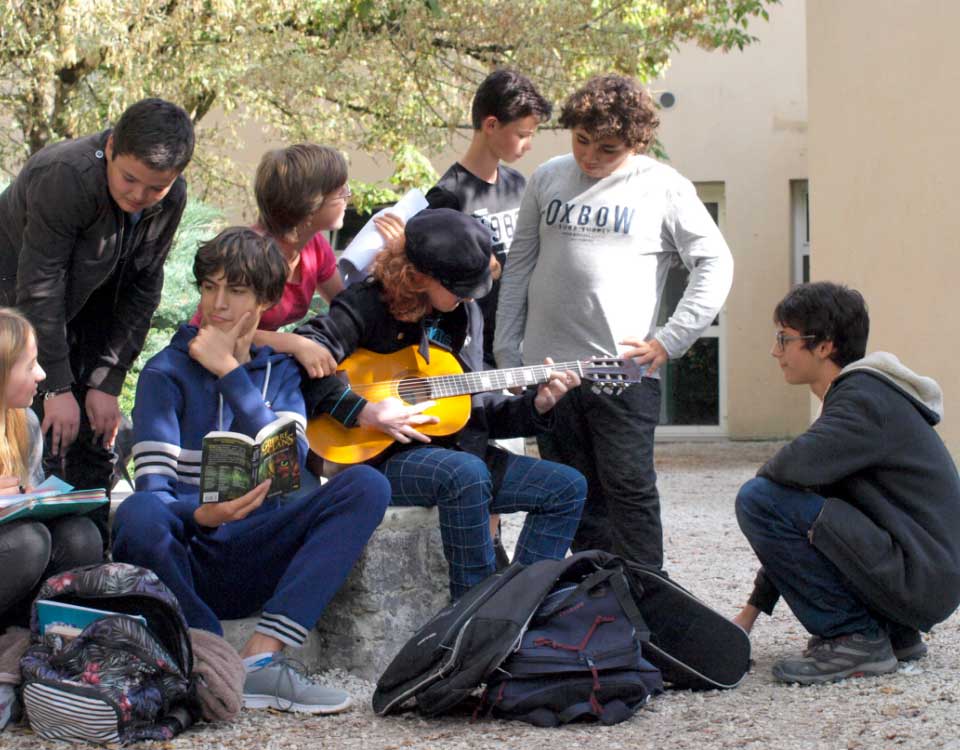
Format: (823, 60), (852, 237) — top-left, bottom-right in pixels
(223, 505), (449, 681)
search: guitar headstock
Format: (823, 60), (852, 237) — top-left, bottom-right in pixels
(582, 357), (648, 395)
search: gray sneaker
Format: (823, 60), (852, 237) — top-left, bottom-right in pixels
(243, 655), (352, 714)
(772, 632), (898, 685)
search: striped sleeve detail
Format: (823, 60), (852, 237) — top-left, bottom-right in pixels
(132, 441), (202, 485)
(256, 612), (309, 648)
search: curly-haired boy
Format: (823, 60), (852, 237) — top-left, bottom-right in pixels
(495, 74), (734, 569)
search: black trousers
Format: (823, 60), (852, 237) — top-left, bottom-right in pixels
(32, 385), (117, 545)
(537, 378), (663, 568)
(0, 516), (103, 628)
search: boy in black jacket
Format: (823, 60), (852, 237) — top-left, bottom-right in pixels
(734, 282), (960, 685)
(0, 99), (194, 514)
(297, 209), (586, 600)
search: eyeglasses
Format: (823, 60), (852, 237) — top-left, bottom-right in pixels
(324, 186), (352, 204)
(774, 331), (816, 352)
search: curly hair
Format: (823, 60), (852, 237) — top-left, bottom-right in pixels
(558, 75), (659, 152)
(371, 244), (432, 322)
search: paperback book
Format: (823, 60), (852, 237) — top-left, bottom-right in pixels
(199, 416), (301, 503)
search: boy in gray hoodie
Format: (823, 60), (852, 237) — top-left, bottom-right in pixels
(734, 282), (960, 685)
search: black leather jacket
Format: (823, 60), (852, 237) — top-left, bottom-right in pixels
(0, 130), (187, 394)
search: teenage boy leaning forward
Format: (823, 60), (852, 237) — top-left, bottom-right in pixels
(113, 227), (389, 713)
(494, 74), (733, 570)
(734, 281), (960, 685)
(0, 98), (194, 530)
(426, 68), (552, 369)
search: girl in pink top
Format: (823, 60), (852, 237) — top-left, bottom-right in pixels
(190, 145), (348, 376)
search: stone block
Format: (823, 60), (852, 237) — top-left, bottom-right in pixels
(222, 505), (449, 681)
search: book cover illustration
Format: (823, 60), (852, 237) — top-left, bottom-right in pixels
(0, 477), (108, 526)
(200, 416), (301, 503)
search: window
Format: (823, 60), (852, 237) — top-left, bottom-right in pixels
(792, 180), (810, 285)
(656, 182), (726, 436)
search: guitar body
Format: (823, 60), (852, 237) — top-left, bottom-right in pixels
(306, 346), (472, 464)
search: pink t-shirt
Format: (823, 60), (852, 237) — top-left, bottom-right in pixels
(190, 231), (337, 330)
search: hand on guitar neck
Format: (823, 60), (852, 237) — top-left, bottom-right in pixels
(357, 398), (440, 444)
(355, 358), (578, 443)
(533, 358), (581, 415)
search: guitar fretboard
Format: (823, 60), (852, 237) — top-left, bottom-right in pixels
(423, 361), (586, 399)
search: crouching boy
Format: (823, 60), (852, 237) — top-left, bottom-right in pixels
(734, 281), (960, 685)
(112, 228), (389, 713)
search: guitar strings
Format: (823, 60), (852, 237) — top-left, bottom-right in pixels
(345, 361), (582, 396)
(344, 359), (629, 398)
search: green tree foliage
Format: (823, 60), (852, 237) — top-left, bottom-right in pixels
(0, 0), (776, 201)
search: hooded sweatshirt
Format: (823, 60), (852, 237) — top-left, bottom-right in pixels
(759, 352), (960, 630)
(130, 325), (308, 539)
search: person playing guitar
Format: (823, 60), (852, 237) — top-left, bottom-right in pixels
(296, 208), (586, 600)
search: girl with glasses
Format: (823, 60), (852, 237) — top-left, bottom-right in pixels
(189, 145), (350, 378)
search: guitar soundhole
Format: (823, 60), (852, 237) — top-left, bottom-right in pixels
(397, 377), (431, 405)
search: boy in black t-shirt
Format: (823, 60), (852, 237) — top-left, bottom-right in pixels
(426, 69), (552, 368)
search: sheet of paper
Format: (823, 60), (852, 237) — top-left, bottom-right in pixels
(339, 188), (429, 285)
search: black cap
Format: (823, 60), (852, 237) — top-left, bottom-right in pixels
(405, 208), (493, 299)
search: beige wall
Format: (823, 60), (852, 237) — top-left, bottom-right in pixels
(807, 0), (960, 458)
(650, 0), (810, 438)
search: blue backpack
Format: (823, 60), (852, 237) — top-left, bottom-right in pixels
(374, 551), (663, 725)
(20, 563), (200, 745)
(482, 563), (663, 726)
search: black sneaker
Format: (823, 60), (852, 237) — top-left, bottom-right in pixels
(772, 632), (898, 685)
(889, 628), (928, 662)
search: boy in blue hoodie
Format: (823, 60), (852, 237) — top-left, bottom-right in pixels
(112, 227), (389, 714)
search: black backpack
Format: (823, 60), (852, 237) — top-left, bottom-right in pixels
(373, 551), (657, 719)
(482, 562), (663, 726)
(20, 562), (200, 745)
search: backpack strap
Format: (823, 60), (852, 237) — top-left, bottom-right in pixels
(606, 565), (651, 643)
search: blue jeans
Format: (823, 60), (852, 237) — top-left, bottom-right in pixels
(735, 477), (881, 638)
(382, 447), (586, 599)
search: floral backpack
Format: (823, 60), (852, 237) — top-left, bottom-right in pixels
(19, 562), (200, 745)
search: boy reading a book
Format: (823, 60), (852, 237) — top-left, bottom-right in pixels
(112, 228), (389, 714)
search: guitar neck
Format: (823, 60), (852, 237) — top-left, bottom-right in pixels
(426, 361), (584, 399)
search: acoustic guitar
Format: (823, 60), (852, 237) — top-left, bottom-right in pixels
(305, 344), (646, 464)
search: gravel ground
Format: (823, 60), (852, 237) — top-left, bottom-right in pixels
(5, 440), (959, 749)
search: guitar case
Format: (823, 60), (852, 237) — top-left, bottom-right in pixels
(627, 564), (751, 690)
